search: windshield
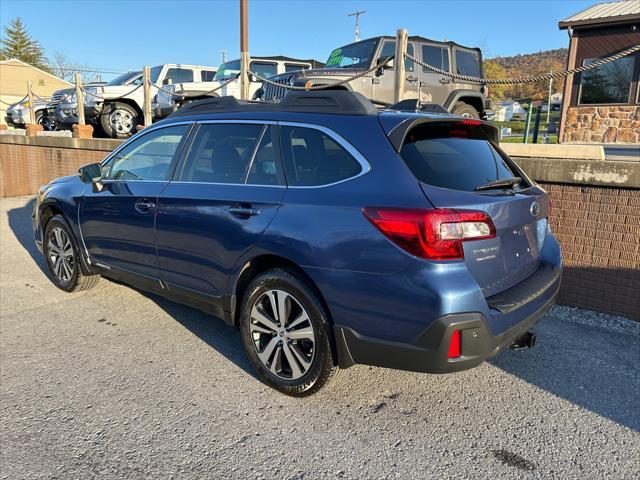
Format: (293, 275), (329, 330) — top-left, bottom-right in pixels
(150, 66), (163, 83)
(107, 71), (142, 86)
(214, 60), (241, 80)
(325, 38), (378, 68)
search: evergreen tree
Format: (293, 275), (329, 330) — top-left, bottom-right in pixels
(0, 17), (50, 72)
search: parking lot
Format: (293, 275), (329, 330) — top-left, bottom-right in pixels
(1, 195), (639, 479)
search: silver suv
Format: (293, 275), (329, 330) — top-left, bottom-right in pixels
(261, 35), (487, 118)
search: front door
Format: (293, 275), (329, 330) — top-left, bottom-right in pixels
(79, 124), (190, 279)
(418, 43), (453, 106)
(155, 122), (286, 301)
(373, 40), (419, 104)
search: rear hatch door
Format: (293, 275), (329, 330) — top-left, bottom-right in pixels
(396, 119), (549, 297)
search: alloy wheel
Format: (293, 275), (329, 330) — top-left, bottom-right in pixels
(47, 226), (75, 283)
(250, 289), (316, 380)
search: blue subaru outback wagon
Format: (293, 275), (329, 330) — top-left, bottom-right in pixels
(33, 91), (561, 396)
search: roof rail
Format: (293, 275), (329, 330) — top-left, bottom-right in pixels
(169, 90), (378, 117)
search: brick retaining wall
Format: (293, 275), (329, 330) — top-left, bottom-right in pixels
(541, 183), (639, 320)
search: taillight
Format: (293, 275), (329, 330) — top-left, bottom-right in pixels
(448, 330), (461, 358)
(363, 207), (496, 260)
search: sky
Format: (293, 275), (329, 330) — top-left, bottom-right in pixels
(1, 0), (596, 80)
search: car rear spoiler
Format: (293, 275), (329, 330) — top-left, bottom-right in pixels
(385, 117), (499, 152)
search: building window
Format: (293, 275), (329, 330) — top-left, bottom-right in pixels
(578, 55), (634, 105)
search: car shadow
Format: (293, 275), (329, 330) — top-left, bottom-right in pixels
(6, 198), (48, 275)
(489, 300), (640, 432)
(8, 199), (639, 430)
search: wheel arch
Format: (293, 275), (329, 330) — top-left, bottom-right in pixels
(444, 89), (485, 114)
(229, 253), (340, 365)
(107, 98), (144, 117)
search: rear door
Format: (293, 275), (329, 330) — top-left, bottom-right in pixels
(155, 121), (285, 300)
(396, 121), (549, 297)
(418, 43), (453, 105)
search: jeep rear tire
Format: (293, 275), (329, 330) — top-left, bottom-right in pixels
(100, 101), (139, 139)
(451, 102), (480, 119)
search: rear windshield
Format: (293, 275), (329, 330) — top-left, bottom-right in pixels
(399, 123), (522, 192)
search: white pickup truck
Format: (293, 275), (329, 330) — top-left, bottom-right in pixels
(83, 64), (217, 138)
(154, 56), (323, 119)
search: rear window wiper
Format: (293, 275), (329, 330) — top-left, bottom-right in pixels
(474, 176), (522, 191)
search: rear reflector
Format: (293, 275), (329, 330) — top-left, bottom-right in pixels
(363, 207), (496, 260)
(448, 330), (461, 358)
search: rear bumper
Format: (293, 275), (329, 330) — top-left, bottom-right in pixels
(334, 265), (561, 373)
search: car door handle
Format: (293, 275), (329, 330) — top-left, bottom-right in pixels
(406, 75), (418, 83)
(229, 206), (261, 218)
(439, 78), (451, 85)
(134, 199), (155, 213)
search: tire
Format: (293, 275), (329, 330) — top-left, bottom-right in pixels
(43, 215), (100, 293)
(99, 101), (139, 139)
(451, 101), (480, 119)
(239, 268), (338, 396)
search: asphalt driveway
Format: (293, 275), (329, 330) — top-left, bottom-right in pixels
(1, 195), (639, 479)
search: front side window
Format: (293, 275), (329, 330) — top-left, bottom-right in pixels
(455, 49), (481, 77)
(164, 68), (194, 84)
(250, 62), (278, 79)
(107, 125), (188, 181)
(379, 41), (415, 72)
(180, 124), (283, 185)
(578, 56), (634, 105)
(422, 45), (450, 72)
(280, 126), (362, 186)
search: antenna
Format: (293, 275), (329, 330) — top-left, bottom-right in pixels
(221, 49), (227, 64)
(348, 10), (366, 41)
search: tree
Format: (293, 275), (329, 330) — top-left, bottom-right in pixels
(50, 52), (99, 83)
(483, 60), (507, 101)
(0, 17), (50, 72)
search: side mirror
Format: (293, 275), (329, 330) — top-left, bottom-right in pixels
(79, 163), (103, 184)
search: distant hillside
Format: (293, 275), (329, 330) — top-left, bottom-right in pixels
(484, 48), (568, 102)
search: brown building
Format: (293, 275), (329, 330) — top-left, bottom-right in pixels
(558, 1), (640, 144)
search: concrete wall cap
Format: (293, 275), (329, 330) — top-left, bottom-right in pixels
(501, 143), (605, 161)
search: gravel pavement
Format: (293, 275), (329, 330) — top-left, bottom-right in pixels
(1, 195), (639, 479)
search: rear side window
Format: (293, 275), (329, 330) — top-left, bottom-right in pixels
(180, 124), (283, 185)
(399, 124), (520, 192)
(280, 126), (362, 186)
(422, 45), (449, 72)
(455, 50), (480, 77)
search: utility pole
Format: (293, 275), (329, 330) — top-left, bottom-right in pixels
(546, 71), (553, 124)
(348, 10), (366, 42)
(27, 81), (35, 124)
(240, 0), (250, 100)
(221, 49), (227, 64)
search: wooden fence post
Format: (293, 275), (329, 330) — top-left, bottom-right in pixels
(24, 81), (42, 136)
(143, 65), (152, 127)
(394, 29), (408, 103)
(75, 74), (85, 125)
